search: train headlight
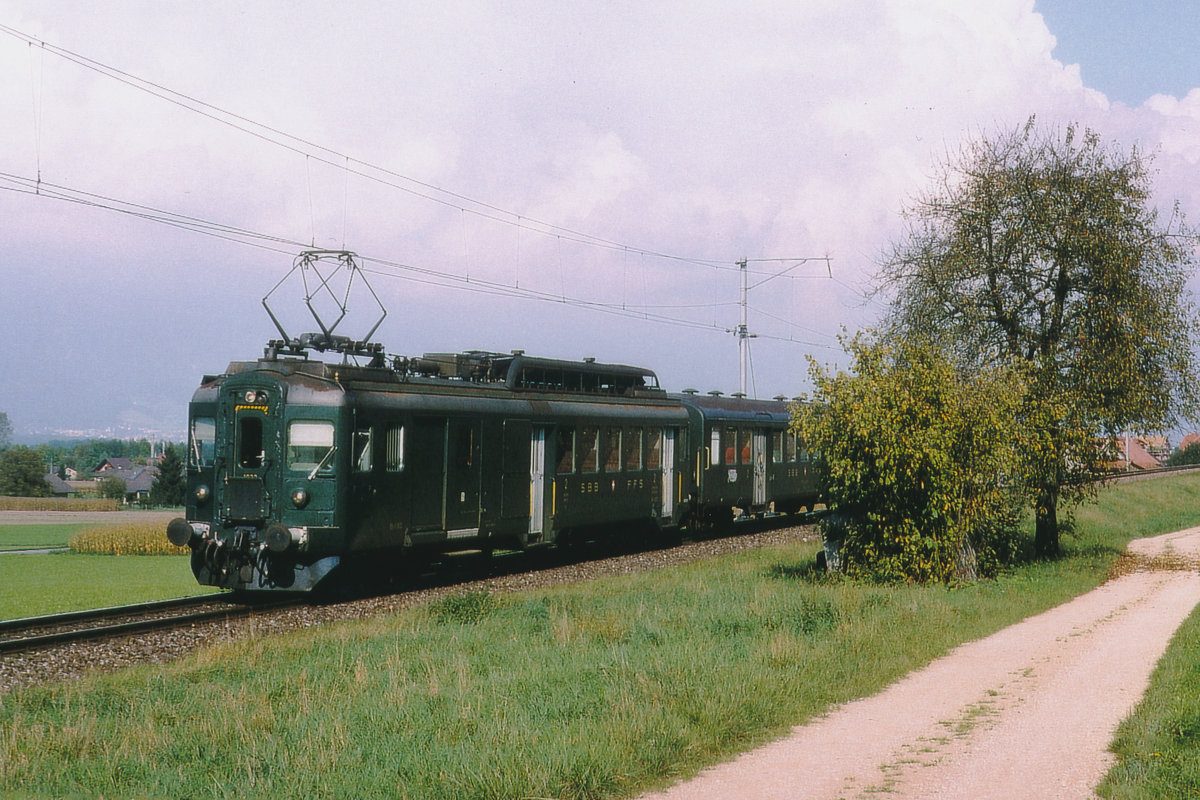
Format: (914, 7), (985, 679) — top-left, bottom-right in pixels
(194, 484), (211, 504)
(291, 488), (310, 508)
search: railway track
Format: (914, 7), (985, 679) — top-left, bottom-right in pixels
(0, 594), (297, 655)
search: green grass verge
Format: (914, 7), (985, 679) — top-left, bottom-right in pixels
(0, 553), (213, 619)
(1, 474), (1199, 799)
(1097, 588), (1200, 799)
(0, 524), (89, 551)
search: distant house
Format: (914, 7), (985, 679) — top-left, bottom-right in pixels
(122, 466), (158, 504)
(43, 472), (75, 497)
(1139, 436), (1171, 464)
(94, 464), (159, 504)
(94, 457), (135, 475)
(1179, 433), (1200, 453)
(1110, 437), (1161, 471)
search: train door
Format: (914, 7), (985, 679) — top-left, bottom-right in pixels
(409, 417), (445, 530)
(661, 427), (677, 518)
(223, 387), (278, 524)
(445, 418), (481, 534)
(753, 431), (767, 506)
(529, 426), (547, 538)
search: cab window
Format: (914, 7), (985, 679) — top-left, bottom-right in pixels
(190, 417), (215, 468)
(287, 421), (335, 473)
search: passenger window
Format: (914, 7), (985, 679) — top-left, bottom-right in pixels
(604, 429), (622, 472)
(772, 431), (784, 464)
(287, 421), (335, 473)
(785, 432), (798, 463)
(556, 427), (575, 474)
(190, 417), (216, 468)
(646, 428), (662, 470)
(710, 428), (721, 466)
(580, 427), (600, 473)
(723, 427), (737, 465)
(625, 428), (643, 471)
(237, 415), (264, 470)
(354, 428), (373, 472)
(740, 430), (752, 465)
(386, 426), (405, 472)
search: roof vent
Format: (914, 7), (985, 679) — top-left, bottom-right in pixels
(708, 390), (723, 397)
(682, 388), (698, 395)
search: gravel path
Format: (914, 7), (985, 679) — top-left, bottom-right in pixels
(640, 527), (1200, 800)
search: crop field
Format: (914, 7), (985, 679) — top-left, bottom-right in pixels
(0, 478), (1199, 798)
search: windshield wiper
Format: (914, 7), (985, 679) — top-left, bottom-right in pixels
(308, 446), (337, 481)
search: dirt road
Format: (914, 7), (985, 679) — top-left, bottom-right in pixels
(641, 527), (1200, 800)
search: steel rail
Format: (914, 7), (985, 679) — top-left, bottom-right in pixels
(0, 595), (296, 655)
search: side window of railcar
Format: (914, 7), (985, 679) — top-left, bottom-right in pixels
(625, 428), (643, 471)
(740, 430), (752, 464)
(604, 428), (622, 472)
(646, 428), (662, 470)
(386, 426), (405, 472)
(354, 427), (373, 472)
(785, 431), (798, 463)
(772, 431), (784, 464)
(723, 427), (737, 465)
(579, 427), (600, 473)
(190, 417), (215, 468)
(287, 421), (334, 474)
(710, 428), (721, 466)
(556, 427), (575, 474)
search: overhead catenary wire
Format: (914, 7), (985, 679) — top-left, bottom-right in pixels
(0, 23), (853, 367)
(0, 169), (799, 344)
(0, 22), (732, 274)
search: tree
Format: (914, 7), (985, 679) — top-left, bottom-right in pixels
(97, 475), (127, 502)
(0, 412), (12, 452)
(150, 445), (186, 507)
(0, 447), (51, 497)
(879, 119), (1200, 557)
(1166, 441), (1200, 467)
(794, 333), (1027, 583)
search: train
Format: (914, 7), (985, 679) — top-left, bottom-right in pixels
(167, 336), (820, 592)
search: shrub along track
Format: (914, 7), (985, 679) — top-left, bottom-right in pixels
(639, 527), (1200, 800)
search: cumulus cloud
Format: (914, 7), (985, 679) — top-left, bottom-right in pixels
(0, 0), (1198, 432)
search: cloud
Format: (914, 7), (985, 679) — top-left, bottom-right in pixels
(1, 0), (1199, 433)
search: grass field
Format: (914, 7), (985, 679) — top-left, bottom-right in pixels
(0, 553), (211, 619)
(0, 524), (88, 551)
(0, 475), (1198, 799)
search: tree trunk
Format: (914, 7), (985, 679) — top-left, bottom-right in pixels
(1034, 487), (1060, 558)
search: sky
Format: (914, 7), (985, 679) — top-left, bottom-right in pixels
(3, 0), (1200, 442)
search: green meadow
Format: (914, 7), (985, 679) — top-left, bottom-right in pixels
(0, 474), (1198, 799)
